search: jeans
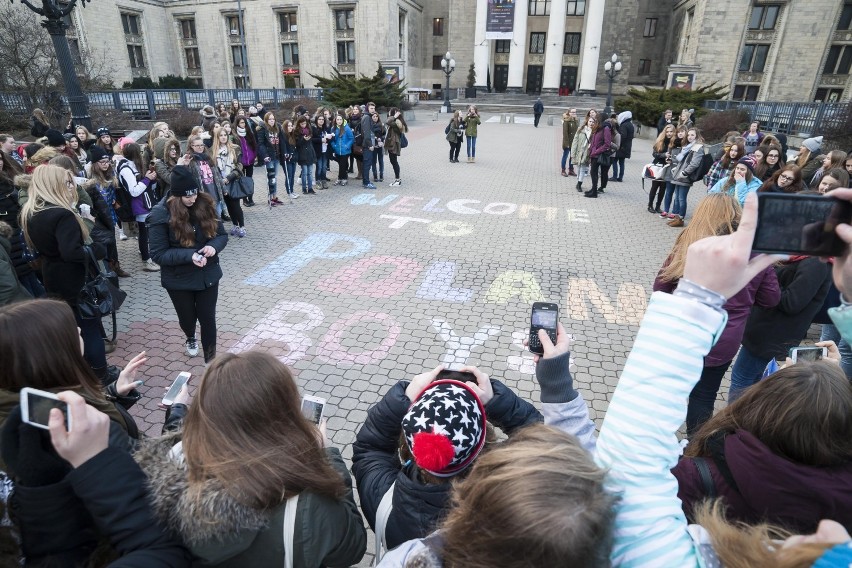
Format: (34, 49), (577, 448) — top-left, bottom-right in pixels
(589, 157), (609, 193)
(820, 324), (852, 378)
(686, 361), (731, 437)
(300, 164), (314, 191)
(282, 160), (296, 194)
(224, 196), (244, 227)
(467, 136), (477, 158)
(449, 141), (461, 161)
(75, 309), (107, 376)
(388, 153), (400, 179)
(534, 113), (542, 127)
(362, 147), (374, 185)
(611, 157), (626, 180)
(372, 147), (384, 179)
(336, 154), (349, 180)
(662, 181), (676, 213)
(561, 147), (574, 171)
(673, 184), (690, 218)
(136, 221), (150, 261)
(316, 154), (329, 181)
(576, 164), (589, 182)
(265, 159), (279, 198)
(729, 346), (772, 402)
(167, 284), (219, 362)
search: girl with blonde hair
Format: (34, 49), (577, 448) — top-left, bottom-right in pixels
(211, 125), (246, 236)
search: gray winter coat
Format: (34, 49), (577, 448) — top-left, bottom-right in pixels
(670, 143), (706, 187)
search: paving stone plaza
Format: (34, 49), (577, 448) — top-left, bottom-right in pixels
(114, 113), (676, 562)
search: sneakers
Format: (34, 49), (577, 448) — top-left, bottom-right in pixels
(341, 180), (348, 186)
(389, 179), (402, 186)
(185, 337), (199, 357)
(308, 189), (317, 194)
(333, 180), (341, 186)
(118, 229), (128, 241)
(378, 177), (384, 183)
(666, 213), (677, 219)
(659, 211), (669, 218)
(290, 193), (298, 199)
(229, 227), (238, 236)
(143, 259), (160, 272)
(238, 227), (246, 238)
(364, 183), (377, 189)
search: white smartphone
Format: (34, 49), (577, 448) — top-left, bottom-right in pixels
(162, 372), (191, 406)
(20, 387), (70, 431)
(300, 395), (326, 425)
(789, 346), (827, 363)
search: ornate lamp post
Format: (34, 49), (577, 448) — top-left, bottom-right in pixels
(440, 51), (456, 114)
(603, 53), (622, 118)
(11, 0), (92, 129)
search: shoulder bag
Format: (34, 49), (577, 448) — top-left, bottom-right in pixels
(226, 175), (255, 200)
(77, 246), (127, 319)
(400, 132), (409, 149)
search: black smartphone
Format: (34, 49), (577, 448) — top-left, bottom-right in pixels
(528, 302), (559, 355)
(436, 369), (477, 383)
(753, 193), (852, 256)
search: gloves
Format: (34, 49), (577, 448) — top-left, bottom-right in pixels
(1, 406), (71, 487)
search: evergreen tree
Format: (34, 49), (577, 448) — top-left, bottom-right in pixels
(466, 63), (476, 88)
(614, 83), (729, 126)
(310, 65), (406, 109)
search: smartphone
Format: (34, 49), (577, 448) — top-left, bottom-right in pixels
(20, 387), (70, 431)
(162, 372), (191, 406)
(789, 346), (827, 363)
(753, 193), (852, 256)
(528, 302), (559, 355)
(436, 369), (477, 383)
(300, 395), (326, 425)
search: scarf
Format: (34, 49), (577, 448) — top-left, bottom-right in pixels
(216, 148), (233, 179)
(236, 126), (247, 137)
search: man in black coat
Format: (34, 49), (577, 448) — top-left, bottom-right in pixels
(533, 98), (544, 127)
(657, 109), (673, 135)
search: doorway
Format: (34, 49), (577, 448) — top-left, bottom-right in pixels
(526, 65), (543, 94)
(494, 65), (508, 92)
(559, 66), (577, 96)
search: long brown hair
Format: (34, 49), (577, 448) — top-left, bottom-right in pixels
(182, 351), (345, 509)
(282, 119), (297, 146)
(439, 425), (616, 568)
(654, 124), (675, 152)
(658, 194), (741, 283)
(670, 125), (687, 150)
(759, 165), (803, 193)
(166, 193), (219, 247)
(720, 139), (746, 169)
(753, 143), (782, 179)
(685, 361), (852, 465)
(0, 299), (102, 398)
(722, 160), (754, 192)
(122, 142), (144, 177)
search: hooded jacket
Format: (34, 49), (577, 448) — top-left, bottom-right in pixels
(674, 430), (852, 533)
(135, 434), (367, 567)
(562, 115), (578, 150)
(153, 138), (181, 196)
(589, 125), (612, 159)
(616, 111), (635, 159)
(200, 106), (217, 132)
(352, 380), (542, 551)
(0, 233), (30, 305)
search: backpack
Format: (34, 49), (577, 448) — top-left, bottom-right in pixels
(117, 159), (157, 213)
(608, 123), (621, 154)
(688, 151), (716, 184)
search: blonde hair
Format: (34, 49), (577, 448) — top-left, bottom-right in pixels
(654, 124), (675, 152)
(21, 165), (89, 247)
(147, 121), (168, 147)
(211, 125), (237, 165)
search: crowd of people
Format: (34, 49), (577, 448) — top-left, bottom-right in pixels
(0, 99), (851, 568)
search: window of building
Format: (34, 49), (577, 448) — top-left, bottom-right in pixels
(337, 41), (355, 64)
(567, 0), (585, 16)
(495, 39), (510, 53)
(235, 76), (249, 88)
(739, 44), (770, 72)
(433, 17), (443, 36)
(815, 87), (844, 102)
(840, 3), (852, 31)
(824, 45), (852, 74)
(433, 55), (443, 70)
(226, 15), (244, 36)
(399, 11), (406, 59)
(279, 12), (297, 33)
(733, 84), (760, 101)
(564, 32), (581, 54)
(529, 32), (546, 54)
(282, 42), (299, 66)
(185, 47), (200, 69)
(179, 19), (196, 39)
(529, 0), (550, 16)
(121, 12), (140, 35)
(748, 4), (780, 30)
(231, 45), (246, 67)
(643, 18), (657, 37)
(638, 59), (652, 75)
(335, 9), (354, 31)
(127, 44), (145, 68)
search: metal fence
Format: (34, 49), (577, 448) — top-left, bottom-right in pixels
(703, 99), (850, 137)
(0, 88), (324, 120)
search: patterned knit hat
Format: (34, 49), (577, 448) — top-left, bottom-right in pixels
(402, 379), (487, 477)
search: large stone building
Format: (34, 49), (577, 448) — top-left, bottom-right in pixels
(59, 0), (852, 102)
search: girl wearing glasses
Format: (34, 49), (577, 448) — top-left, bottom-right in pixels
(753, 143), (783, 181)
(758, 164), (804, 194)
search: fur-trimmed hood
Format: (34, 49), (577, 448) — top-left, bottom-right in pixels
(200, 105), (216, 119)
(13, 174), (30, 190)
(133, 433), (269, 557)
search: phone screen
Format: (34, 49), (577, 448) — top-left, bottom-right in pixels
(754, 194), (852, 256)
(792, 347), (824, 362)
(25, 391), (68, 430)
(531, 309), (558, 328)
(301, 398), (324, 425)
(163, 372), (190, 405)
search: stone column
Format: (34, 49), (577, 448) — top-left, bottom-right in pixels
(474, 0), (490, 91)
(578, 0), (606, 94)
(506, 0), (529, 93)
(542, 0), (568, 94)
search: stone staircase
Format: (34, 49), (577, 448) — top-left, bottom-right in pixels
(416, 92), (609, 115)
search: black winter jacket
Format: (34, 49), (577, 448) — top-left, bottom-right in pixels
(742, 257), (832, 360)
(146, 200), (228, 291)
(255, 124), (282, 163)
(296, 129), (317, 165)
(352, 380), (542, 550)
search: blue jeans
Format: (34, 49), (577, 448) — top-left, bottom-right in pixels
(282, 160), (296, 194)
(561, 147), (570, 171)
(662, 181), (676, 213)
(821, 324), (852, 378)
(372, 148), (384, 179)
(300, 164), (314, 191)
(265, 159), (279, 198)
(467, 136), (477, 158)
(611, 157), (625, 180)
(362, 147), (374, 185)
(729, 346), (772, 402)
(316, 154), (328, 181)
(686, 362), (731, 437)
(673, 184), (690, 218)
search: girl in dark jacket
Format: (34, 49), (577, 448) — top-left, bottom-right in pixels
(147, 166), (228, 364)
(233, 116), (257, 207)
(757, 164), (804, 193)
(294, 116), (316, 195)
(653, 194), (780, 436)
(254, 112), (283, 206)
(30, 109), (50, 138)
(753, 143), (783, 181)
(281, 120), (299, 201)
(384, 108), (407, 187)
(312, 115), (332, 189)
(370, 112), (386, 183)
(647, 125), (674, 213)
(445, 111), (465, 163)
(211, 126), (245, 237)
(0, 152), (42, 297)
(584, 115), (611, 198)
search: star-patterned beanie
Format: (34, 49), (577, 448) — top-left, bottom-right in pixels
(402, 379), (487, 477)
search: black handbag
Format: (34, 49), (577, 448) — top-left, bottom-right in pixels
(226, 175), (255, 199)
(77, 246), (127, 319)
(597, 152), (612, 167)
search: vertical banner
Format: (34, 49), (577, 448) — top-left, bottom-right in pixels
(486, 0), (515, 39)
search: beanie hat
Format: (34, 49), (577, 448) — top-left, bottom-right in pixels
(96, 127), (110, 138)
(737, 156), (756, 174)
(45, 129), (65, 147)
(803, 136), (823, 153)
(169, 165), (198, 197)
(88, 145), (109, 163)
(116, 137), (134, 152)
(401, 379), (487, 477)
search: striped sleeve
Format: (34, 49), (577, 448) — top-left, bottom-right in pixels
(595, 292), (727, 567)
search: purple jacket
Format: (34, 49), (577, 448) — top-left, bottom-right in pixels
(588, 126), (611, 159)
(674, 430), (852, 533)
(653, 263), (780, 366)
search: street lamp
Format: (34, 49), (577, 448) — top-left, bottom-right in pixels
(11, 0), (93, 129)
(440, 51), (456, 113)
(603, 53), (622, 118)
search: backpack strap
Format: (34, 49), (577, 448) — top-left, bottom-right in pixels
(283, 493), (299, 568)
(372, 482), (396, 566)
(692, 457), (717, 499)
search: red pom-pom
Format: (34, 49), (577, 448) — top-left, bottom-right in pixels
(411, 431), (455, 472)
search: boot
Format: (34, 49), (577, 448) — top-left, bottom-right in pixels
(561, 169), (568, 177)
(576, 181), (583, 193)
(221, 212), (231, 222)
(568, 168), (577, 176)
(584, 189), (598, 198)
(110, 260), (131, 278)
(203, 344), (217, 365)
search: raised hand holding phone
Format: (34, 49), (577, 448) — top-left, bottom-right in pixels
(405, 365), (445, 401)
(49, 391), (110, 468)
